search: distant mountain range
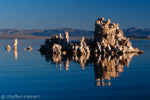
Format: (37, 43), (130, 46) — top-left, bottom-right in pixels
(123, 27), (150, 37)
(0, 27), (149, 39)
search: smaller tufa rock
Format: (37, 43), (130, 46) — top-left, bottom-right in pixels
(14, 39), (18, 50)
(14, 39), (18, 47)
(105, 19), (111, 25)
(24, 48), (26, 51)
(52, 44), (62, 54)
(5, 45), (11, 50)
(77, 37), (90, 54)
(59, 33), (62, 38)
(97, 17), (105, 22)
(62, 31), (69, 50)
(64, 31), (69, 43)
(27, 46), (33, 50)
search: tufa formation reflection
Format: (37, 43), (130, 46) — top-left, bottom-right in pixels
(40, 50), (140, 86)
(94, 53), (137, 86)
(14, 49), (18, 60)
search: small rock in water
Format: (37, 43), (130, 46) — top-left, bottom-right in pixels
(24, 48), (26, 51)
(27, 46), (33, 50)
(5, 45), (11, 50)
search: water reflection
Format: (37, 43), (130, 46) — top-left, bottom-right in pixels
(51, 54), (70, 70)
(7, 48), (11, 53)
(72, 54), (90, 69)
(40, 51), (140, 86)
(14, 49), (18, 60)
(6, 48), (18, 60)
(94, 53), (137, 86)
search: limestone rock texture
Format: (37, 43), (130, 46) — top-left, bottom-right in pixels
(52, 44), (62, 54)
(94, 17), (143, 54)
(71, 37), (90, 55)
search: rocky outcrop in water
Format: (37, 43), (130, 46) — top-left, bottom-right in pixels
(94, 17), (143, 54)
(39, 31), (91, 55)
(39, 17), (143, 55)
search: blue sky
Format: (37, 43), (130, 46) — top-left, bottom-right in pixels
(0, 0), (149, 30)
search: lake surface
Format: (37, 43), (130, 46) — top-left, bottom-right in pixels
(0, 40), (150, 100)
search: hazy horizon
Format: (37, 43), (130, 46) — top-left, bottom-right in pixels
(0, 26), (148, 31)
(0, 0), (150, 30)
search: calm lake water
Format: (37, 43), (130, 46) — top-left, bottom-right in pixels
(0, 39), (150, 100)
